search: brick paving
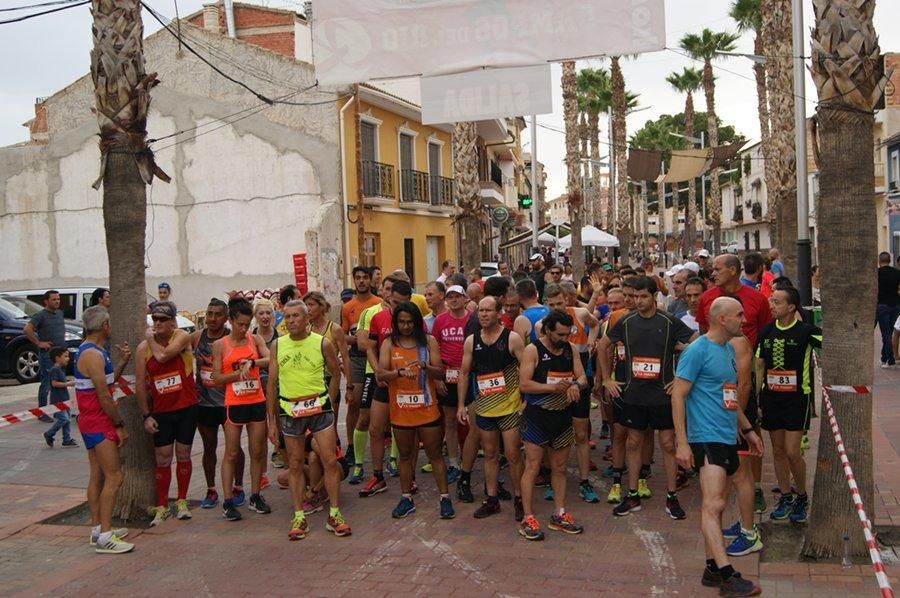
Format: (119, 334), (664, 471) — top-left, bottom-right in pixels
(0, 337), (897, 596)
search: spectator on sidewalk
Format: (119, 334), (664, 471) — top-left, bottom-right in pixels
(876, 251), (900, 368)
(43, 346), (77, 448)
(90, 288), (110, 308)
(24, 290), (66, 421)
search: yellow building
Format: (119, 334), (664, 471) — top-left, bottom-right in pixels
(339, 84), (456, 291)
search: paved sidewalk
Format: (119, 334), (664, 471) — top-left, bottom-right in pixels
(0, 340), (897, 596)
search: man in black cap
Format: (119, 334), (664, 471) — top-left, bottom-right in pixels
(529, 253), (548, 300)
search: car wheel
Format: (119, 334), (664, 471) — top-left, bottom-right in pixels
(13, 345), (40, 384)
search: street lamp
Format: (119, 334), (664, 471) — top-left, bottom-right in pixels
(668, 130), (707, 249)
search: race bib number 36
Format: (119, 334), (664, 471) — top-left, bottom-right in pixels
(632, 357), (661, 380)
(154, 373), (182, 394)
(477, 373), (506, 395)
(766, 369), (797, 392)
(397, 393), (426, 408)
(722, 383), (738, 410)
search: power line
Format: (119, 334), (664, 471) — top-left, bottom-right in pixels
(0, 0), (87, 23)
(0, 0), (83, 12)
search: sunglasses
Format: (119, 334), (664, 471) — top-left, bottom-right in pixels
(151, 315), (172, 322)
(550, 271), (562, 275)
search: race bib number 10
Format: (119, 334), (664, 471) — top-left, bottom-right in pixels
(397, 393), (426, 408)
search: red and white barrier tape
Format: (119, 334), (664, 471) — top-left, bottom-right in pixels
(814, 353), (894, 598)
(0, 378), (134, 430)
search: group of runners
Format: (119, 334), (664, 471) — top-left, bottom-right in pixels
(71, 252), (822, 597)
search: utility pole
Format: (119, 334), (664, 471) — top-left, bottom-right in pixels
(354, 83), (367, 266)
(608, 112), (617, 234)
(792, 0), (812, 305)
(531, 114), (539, 250)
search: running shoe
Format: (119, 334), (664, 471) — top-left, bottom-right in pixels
(665, 495), (686, 520)
(590, 400), (600, 410)
(326, 512), (352, 536)
(722, 520), (742, 537)
(288, 513), (308, 540)
(259, 473), (270, 491)
(753, 488), (767, 514)
(497, 479), (512, 501)
(271, 450), (285, 469)
(533, 472), (550, 487)
(789, 495), (809, 523)
(607, 483), (622, 504)
(392, 496), (416, 519)
(420, 462), (433, 473)
(719, 572), (761, 597)
(637, 478), (652, 499)
(514, 497), (524, 523)
(701, 567), (723, 588)
(477, 449), (484, 458)
(359, 476), (387, 497)
(90, 527), (128, 546)
(588, 439), (597, 449)
(446, 466), (461, 484)
(61, 439), (78, 448)
(456, 480), (474, 503)
(498, 454), (508, 469)
(548, 512), (584, 534)
(473, 499), (501, 519)
(726, 528), (763, 556)
(589, 460), (598, 472)
(439, 496), (455, 519)
(612, 493), (641, 517)
(519, 515), (545, 541)
(94, 533), (135, 555)
(302, 495), (324, 515)
(232, 488), (246, 507)
(175, 498), (192, 520)
(222, 501), (242, 522)
(43, 431), (54, 447)
(676, 468), (690, 490)
(149, 506), (169, 527)
(770, 494), (795, 521)
(348, 465), (365, 485)
(385, 457), (399, 477)
(599, 423), (610, 439)
(543, 487), (554, 501)
(579, 480), (600, 503)
(601, 465), (616, 478)
(249, 493), (272, 514)
(200, 489), (219, 509)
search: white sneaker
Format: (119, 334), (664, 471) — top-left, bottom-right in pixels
(175, 499), (192, 520)
(149, 506), (169, 527)
(90, 527), (128, 546)
(94, 533), (135, 554)
(882, 363), (894, 369)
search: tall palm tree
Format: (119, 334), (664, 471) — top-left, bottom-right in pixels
(579, 111), (592, 225)
(452, 122), (483, 271)
(91, 0), (166, 518)
(665, 67), (703, 253)
(577, 67), (612, 229)
(680, 28), (740, 255)
(562, 61), (584, 278)
(610, 56), (633, 258)
(803, 0), (885, 559)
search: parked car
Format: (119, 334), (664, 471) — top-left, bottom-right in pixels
(480, 262), (500, 278)
(2, 287), (196, 332)
(724, 241), (740, 255)
(0, 295), (83, 384)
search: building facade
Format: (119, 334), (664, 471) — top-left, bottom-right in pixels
(720, 142), (772, 253)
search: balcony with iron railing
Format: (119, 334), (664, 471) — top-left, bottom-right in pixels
(400, 170), (455, 207)
(429, 174), (454, 207)
(361, 160), (395, 199)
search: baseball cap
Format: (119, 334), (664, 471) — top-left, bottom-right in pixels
(696, 249), (710, 258)
(529, 253), (544, 261)
(340, 288), (355, 301)
(445, 285), (466, 296)
(601, 263), (613, 272)
(683, 261), (701, 274)
(158, 282), (171, 290)
(665, 264), (684, 277)
(150, 302), (177, 319)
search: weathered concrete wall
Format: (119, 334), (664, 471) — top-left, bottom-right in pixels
(0, 24), (344, 313)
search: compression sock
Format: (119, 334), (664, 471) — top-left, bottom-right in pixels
(353, 429), (368, 467)
(155, 466), (172, 507)
(390, 431), (399, 461)
(176, 461), (192, 500)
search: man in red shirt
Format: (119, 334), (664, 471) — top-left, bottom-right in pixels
(696, 254), (772, 347)
(431, 285), (471, 483)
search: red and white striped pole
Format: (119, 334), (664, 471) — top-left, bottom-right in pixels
(0, 378), (134, 429)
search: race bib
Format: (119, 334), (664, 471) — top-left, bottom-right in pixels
(154, 373), (182, 394)
(477, 372), (506, 395)
(290, 396), (324, 417)
(397, 392), (426, 408)
(616, 344), (626, 361)
(445, 368), (460, 384)
(766, 369), (797, 392)
(722, 383), (738, 410)
(546, 371), (574, 386)
(632, 357), (661, 379)
(231, 378), (260, 397)
(199, 367), (215, 388)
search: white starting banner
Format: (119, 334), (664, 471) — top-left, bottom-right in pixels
(312, 0), (666, 86)
(420, 65), (551, 124)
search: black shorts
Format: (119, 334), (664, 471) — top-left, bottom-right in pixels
(153, 405), (198, 447)
(569, 384), (592, 419)
(611, 397), (625, 425)
(196, 405), (226, 428)
(691, 442), (739, 476)
(360, 373), (376, 409)
(744, 388), (760, 429)
(392, 415), (442, 430)
(476, 411), (522, 432)
(519, 403), (574, 450)
(760, 393), (812, 432)
(620, 402), (674, 431)
(438, 383), (459, 408)
(226, 402), (267, 426)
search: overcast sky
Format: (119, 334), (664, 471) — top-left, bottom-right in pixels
(1, 0), (899, 202)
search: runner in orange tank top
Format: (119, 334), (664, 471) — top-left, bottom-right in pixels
(377, 302), (455, 520)
(211, 297), (271, 520)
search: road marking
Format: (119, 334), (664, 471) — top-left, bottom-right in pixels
(633, 524), (677, 585)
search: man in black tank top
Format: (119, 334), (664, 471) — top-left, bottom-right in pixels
(458, 297), (526, 522)
(191, 299), (245, 509)
(518, 309), (588, 541)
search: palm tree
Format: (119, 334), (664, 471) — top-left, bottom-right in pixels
(802, 0), (884, 559)
(680, 28), (740, 254)
(577, 67), (612, 229)
(610, 56), (633, 258)
(91, 0), (165, 519)
(562, 61), (584, 278)
(579, 111), (592, 225)
(452, 121), (483, 272)
(665, 67), (703, 254)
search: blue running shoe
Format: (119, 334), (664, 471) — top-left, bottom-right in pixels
(439, 496), (455, 519)
(392, 496), (416, 519)
(722, 520), (742, 537)
(601, 465), (616, 478)
(726, 528), (763, 556)
(579, 480), (600, 503)
(385, 458), (399, 477)
(770, 494), (795, 521)
(543, 486), (554, 501)
(232, 488), (246, 507)
(348, 466), (365, 485)
(446, 466), (461, 484)
(789, 494), (808, 523)
(200, 489), (219, 509)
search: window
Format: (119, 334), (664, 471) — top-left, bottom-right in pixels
(362, 233), (380, 267)
(891, 150), (899, 190)
(361, 121), (376, 162)
(428, 142), (441, 205)
(404, 239), (415, 287)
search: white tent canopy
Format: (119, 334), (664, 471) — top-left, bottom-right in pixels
(538, 231), (556, 244)
(558, 225), (619, 248)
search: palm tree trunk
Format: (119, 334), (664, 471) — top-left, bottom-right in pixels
(757, 2), (780, 247)
(701, 61), (722, 254)
(589, 111), (604, 230)
(562, 61), (584, 277)
(452, 122), (483, 271)
(611, 57), (632, 258)
(91, 0), (164, 519)
(642, 184), (650, 257)
(684, 93), (696, 255)
(579, 111), (592, 227)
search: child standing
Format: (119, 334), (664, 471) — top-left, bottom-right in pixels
(43, 346), (78, 448)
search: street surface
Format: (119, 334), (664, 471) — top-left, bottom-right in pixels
(0, 338), (897, 596)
